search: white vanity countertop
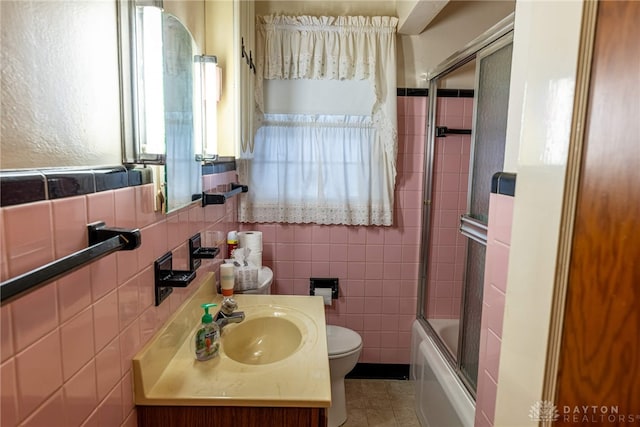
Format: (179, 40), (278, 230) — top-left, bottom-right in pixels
(132, 273), (331, 408)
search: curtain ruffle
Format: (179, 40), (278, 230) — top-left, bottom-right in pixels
(258, 15), (397, 81)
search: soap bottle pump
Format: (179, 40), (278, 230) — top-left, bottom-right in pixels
(194, 303), (220, 361)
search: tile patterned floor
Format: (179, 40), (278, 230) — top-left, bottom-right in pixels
(343, 379), (420, 427)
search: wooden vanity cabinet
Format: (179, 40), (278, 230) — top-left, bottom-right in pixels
(137, 405), (327, 427)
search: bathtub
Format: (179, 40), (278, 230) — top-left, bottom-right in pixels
(424, 318), (460, 355)
(411, 320), (475, 427)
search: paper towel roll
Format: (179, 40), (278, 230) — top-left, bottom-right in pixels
(315, 288), (333, 306)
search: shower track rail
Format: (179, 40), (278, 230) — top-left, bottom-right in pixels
(0, 221), (141, 304)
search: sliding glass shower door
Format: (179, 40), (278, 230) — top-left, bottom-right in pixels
(420, 20), (513, 396)
(458, 40), (513, 390)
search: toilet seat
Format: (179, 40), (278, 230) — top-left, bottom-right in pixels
(326, 325), (362, 359)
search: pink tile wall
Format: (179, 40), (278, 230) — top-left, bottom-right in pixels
(475, 192), (514, 427)
(426, 96), (474, 319)
(238, 95), (426, 364)
(0, 170), (237, 427)
(0, 95), (433, 424)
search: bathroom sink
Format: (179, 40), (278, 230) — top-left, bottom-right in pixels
(133, 277), (330, 408)
(222, 315), (303, 365)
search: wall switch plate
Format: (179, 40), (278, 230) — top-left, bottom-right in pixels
(309, 277), (339, 299)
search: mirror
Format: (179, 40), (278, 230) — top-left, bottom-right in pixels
(0, 0), (204, 214)
(127, 4), (203, 212)
(162, 12), (203, 212)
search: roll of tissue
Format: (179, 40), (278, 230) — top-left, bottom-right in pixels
(238, 231), (262, 251)
(238, 231), (263, 268)
(315, 288), (333, 306)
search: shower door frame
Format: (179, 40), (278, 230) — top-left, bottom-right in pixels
(417, 13), (514, 399)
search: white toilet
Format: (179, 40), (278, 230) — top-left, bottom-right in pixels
(232, 271), (362, 426)
(326, 325), (362, 427)
(241, 266), (273, 294)
(223, 266), (273, 294)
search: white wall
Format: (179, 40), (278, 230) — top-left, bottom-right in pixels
(164, 0), (206, 51)
(494, 1), (585, 424)
(398, 0), (514, 88)
(205, 0), (236, 156)
(0, 1), (122, 169)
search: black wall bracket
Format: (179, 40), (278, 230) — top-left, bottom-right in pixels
(155, 252), (196, 306)
(1, 221), (141, 305)
(202, 183), (248, 205)
(436, 126), (472, 137)
(188, 233), (220, 271)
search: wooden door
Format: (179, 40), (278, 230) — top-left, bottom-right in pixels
(555, 0), (640, 424)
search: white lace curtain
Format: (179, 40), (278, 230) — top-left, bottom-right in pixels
(238, 14), (398, 226)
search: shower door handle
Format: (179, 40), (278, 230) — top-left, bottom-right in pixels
(459, 215), (488, 245)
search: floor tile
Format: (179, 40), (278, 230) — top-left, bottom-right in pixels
(343, 379), (420, 427)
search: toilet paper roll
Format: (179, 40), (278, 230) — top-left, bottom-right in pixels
(247, 251), (262, 269)
(315, 288), (333, 306)
(238, 231), (263, 252)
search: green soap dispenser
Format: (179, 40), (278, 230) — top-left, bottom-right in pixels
(194, 303), (220, 361)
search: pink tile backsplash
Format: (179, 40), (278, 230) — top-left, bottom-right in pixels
(0, 210), (7, 282)
(1, 305), (13, 362)
(90, 255), (117, 302)
(1, 358), (19, 427)
(0, 99), (436, 424)
(63, 360), (98, 427)
(95, 338), (122, 402)
(60, 307), (95, 381)
(134, 185), (158, 229)
(3, 201), (54, 278)
(116, 248), (138, 287)
(113, 188), (137, 230)
(20, 391), (66, 427)
(235, 96), (425, 364)
(93, 290), (119, 353)
(98, 382), (123, 427)
(57, 267), (92, 323)
(15, 329), (63, 418)
(475, 192), (515, 427)
(11, 281), (58, 353)
(118, 276), (139, 331)
(87, 191), (116, 226)
(0, 170), (238, 426)
(52, 196), (88, 259)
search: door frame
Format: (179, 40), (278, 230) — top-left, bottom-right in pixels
(541, 0), (598, 411)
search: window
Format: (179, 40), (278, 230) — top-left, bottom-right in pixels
(239, 15), (398, 226)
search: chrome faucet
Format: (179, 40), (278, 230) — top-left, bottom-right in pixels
(214, 296), (245, 329)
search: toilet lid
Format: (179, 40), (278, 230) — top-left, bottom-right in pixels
(326, 325), (362, 356)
